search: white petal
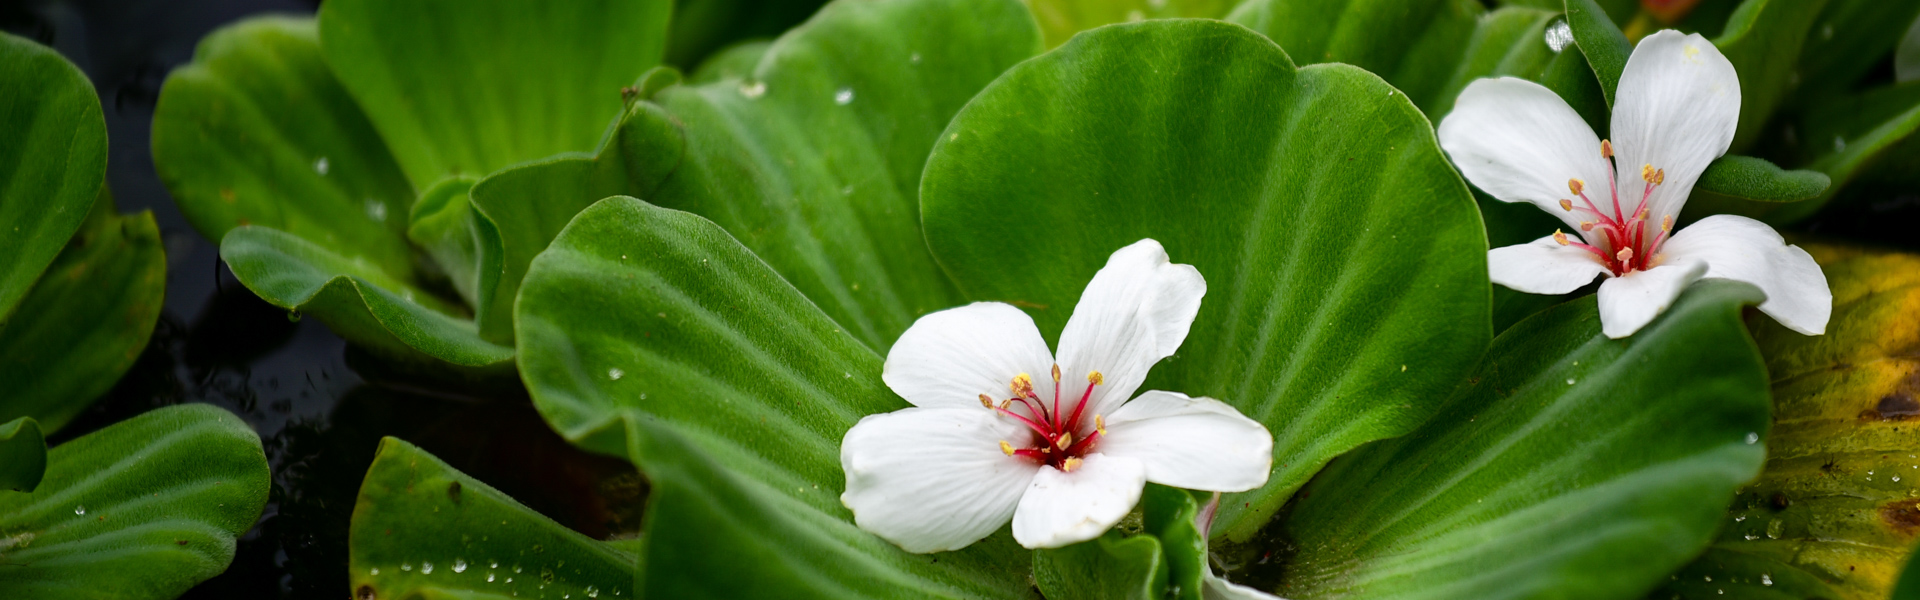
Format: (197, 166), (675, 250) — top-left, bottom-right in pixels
(1610, 30), (1741, 223)
(1204, 572), (1287, 600)
(1055, 239), (1206, 421)
(1489, 236), (1613, 295)
(1097, 391), (1272, 493)
(1595, 262), (1707, 338)
(883, 302), (1055, 410)
(1659, 215), (1831, 335)
(1010, 453), (1146, 548)
(840, 407), (1040, 553)
(1437, 77), (1611, 231)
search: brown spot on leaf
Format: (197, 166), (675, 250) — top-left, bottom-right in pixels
(1863, 392), (1920, 421)
(448, 480), (462, 503)
(1771, 493), (1791, 511)
(219, 188), (235, 203)
(1880, 499), (1920, 536)
(175, 540), (188, 546)
(356, 585), (377, 600)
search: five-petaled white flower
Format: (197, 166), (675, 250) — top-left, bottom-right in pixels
(839, 239), (1273, 552)
(1438, 30), (1831, 338)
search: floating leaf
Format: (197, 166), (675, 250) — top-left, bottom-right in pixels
(1033, 531), (1167, 600)
(219, 225), (514, 371)
(151, 16), (418, 280)
(0, 417), (44, 493)
(348, 437), (636, 600)
(473, 0), (1041, 352)
(1649, 244), (1920, 600)
(919, 19), (1490, 540)
(0, 404), (270, 599)
(1255, 281), (1769, 600)
(0, 32), (106, 320)
(0, 190), (166, 433)
(317, 0), (671, 190)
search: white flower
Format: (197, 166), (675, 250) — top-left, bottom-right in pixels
(1438, 30), (1831, 338)
(1194, 493), (1285, 600)
(839, 239), (1273, 552)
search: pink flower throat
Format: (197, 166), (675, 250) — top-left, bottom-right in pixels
(1552, 139), (1674, 276)
(984, 365), (1105, 472)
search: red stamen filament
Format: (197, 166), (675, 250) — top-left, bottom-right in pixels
(994, 369), (1106, 471)
(1558, 142), (1668, 276)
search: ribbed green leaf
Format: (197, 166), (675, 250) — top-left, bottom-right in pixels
(1264, 281), (1769, 600)
(1649, 245), (1920, 600)
(516, 197), (1034, 598)
(0, 417), (45, 493)
(1565, 0), (1630, 107)
(348, 437), (636, 600)
(1693, 155), (1831, 203)
(317, 0), (671, 190)
(219, 225), (514, 371)
(0, 32), (105, 321)
(0, 404), (270, 599)
(1227, 0), (1485, 114)
(151, 16), (417, 280)
(1033, 531), (1166, 600)
(471, 0), (1040, 353)
(919, 19), (1490, 541)
(1029, 0), (1238, 49)
(1714, 0), (1832, 152)
(0, 191), (166, 433)
(1690, 83), (1920, 225)
(1142, 485), (1207, 600)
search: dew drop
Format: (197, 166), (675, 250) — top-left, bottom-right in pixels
(491, 561), (499, 569)
(1765, 518), (1784, 539)
(1566, 378), (1576, 385)
(453, 559), (468, 573)
(1834, 136), (1847, 152)
(1704, 576), (1712, 582)
(587, 586), (600, 598)
(487, 573), (496, 583)
(515, 565), (524, 573)
(1734, 515), (1746, 522)
(1544, 18), (1574, 53)
(1761, 574), (1773, 586)
(371, 567), (381, 576)
(834, 88), (854, 105)
(1745, 432), (1759, 445)
(540, 567), (555, 584)
(422, 562), (434, 574)
(315, 157), (331, 175)
(608, 368), (624, 381)
(909, 52), (921, 64)
(739, 80), (766, 99)
(74, 506), (85, 515)
(1125, 9), (1144, 21)
(402, 563), (414, 572)
(1743, 534), (1758, 540)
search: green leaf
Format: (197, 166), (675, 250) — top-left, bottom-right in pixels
(317, 0), (671, 190)
(1688, 82), (1920, 225)
(1142, 485), (1207, 600)
(623, 416), (1032, 598)
(1418, 7), (1559, 118)
(405, 176), (511, 343)
(0, 190), (166, 433)
(152, 16), (418, 280)
(1794, 0), (1920, 97)
(0, 32), (106, 320)
(1226, 0), (1486, 113)
(1899, 546), (1920, 600)
(472, 0), (1041, 353)
(1033, 531), (1167, 600)
(1648, 245), (1920, 600)
(919, 19), (1490, 541)
(1691, 155), (1831, 203)
(348, 437), (636, 600)
(1713, 0), (1832, 152)
(516, 197), (1033, 598)
(1030, 0), (1239, 49)
(1565, 0), (1631, 107)
(0, 417), (45, 493)
(220, 225), (515, 372)
(1902, 11), (1920, 83)
(1264, 280), (1769, 600)
(0, 404), (270, 599)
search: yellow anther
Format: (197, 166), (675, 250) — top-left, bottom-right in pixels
(1058, 432), (1073, 448)
(1616, 247), (1634, 262)
(1095, 415), (1107, 435)
(999, 399), (1013, 410)
(1011, 373), (1032, 393)
(1600, 139), (1613, 158)
(1062, 457), (1083, 473)
(1552, 229), (1570, 246)
(1568, 179), (1585, 196)
(1558, 199), (1574, 211)
(1051, 364), (1061, 382)
(1662, 215), (1674, 232)
(1579, 221), (1595, 232)
(1087, 371), (1104, 385)
(979, 394), (994, 408)
(1654, 168), (1666, 185)
(1641, 164), (1655, 182)
(1000, 441), (1015, 456)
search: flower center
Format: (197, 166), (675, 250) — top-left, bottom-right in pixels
(1550, 139), (1674, 276)
(983, 364), (1106, 472)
